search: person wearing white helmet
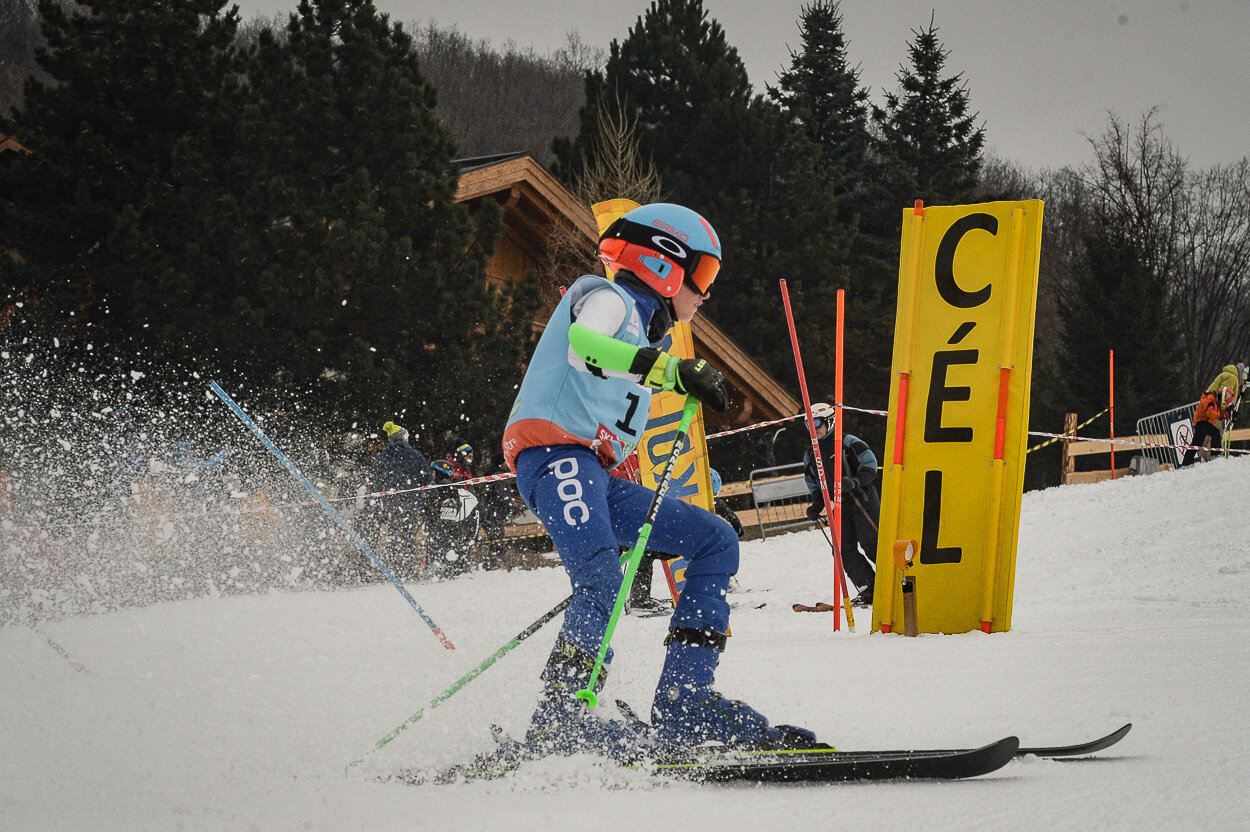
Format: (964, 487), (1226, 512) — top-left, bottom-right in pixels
(502, 202), (814, 761)
(802, 402), (880, 606)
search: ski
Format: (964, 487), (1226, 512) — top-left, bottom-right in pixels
(659, 736), (1018, 783)
(632, 601), (766, 619)
(615, 701), (1130, 762)
(400, 737), (1019, 785)
(656, 723), (1133, 765)
(397, 715), (1129, 786)
(793, 598), (869, 611)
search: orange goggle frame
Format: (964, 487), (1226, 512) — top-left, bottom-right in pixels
(599, 220), (720, 296)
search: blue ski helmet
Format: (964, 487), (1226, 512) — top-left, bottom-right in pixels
(598, 203), (722, 298)
(709, 468), (723, 496)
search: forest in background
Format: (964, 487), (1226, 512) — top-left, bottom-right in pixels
(2, 0), (1248, 490)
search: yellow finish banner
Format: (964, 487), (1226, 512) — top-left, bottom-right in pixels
(872, 200), (1044, 635)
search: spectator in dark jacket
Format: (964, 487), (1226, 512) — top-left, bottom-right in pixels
(372, 421), (431, 566)
(802, 403), (880, 606)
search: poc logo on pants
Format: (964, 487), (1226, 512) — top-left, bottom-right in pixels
(549, 456), (590, 526)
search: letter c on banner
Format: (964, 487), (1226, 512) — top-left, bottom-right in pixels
(935, 213), (996, 308)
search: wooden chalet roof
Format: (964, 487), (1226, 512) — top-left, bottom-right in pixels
(454, 153), (597, 264)
(0, 134), (29, 158)
(453, 154), (800, 424)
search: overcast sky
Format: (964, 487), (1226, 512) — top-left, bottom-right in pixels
(232, 0), (1248, 172)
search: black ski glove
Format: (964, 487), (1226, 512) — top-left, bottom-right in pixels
(635, 350), (727, 412)
(675, 358), (728, 412)
(843, 475), (860, 492)
(806, 502), (823, 520)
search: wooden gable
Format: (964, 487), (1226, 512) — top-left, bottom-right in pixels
(453, 154), (799, 429)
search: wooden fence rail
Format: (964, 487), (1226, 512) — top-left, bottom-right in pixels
(1060, 411), (1250, 485)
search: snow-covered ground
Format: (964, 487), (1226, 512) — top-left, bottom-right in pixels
(3, 455), (1248, 831)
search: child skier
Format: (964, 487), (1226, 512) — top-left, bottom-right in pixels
(502, 203), (814, 760)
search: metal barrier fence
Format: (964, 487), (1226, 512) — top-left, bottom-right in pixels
(748, 463), (815, 539)
(1135, 401), (1200, 470)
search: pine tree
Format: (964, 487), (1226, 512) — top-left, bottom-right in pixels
(769, 1), (871, 205)
(0, 0), (242, 351)
(870, 16), (985, 208)
(554, 0), (752, 209)
(767, 1), (882, 427)
(553, 0), (850, 422)
(1, 0), (537, 447)
(842, 16), (988, 425)
(191, 0), (537, 444)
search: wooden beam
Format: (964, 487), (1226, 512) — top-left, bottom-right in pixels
(1061, 412), (1077, 485)
(1065, 468), (1132, 485)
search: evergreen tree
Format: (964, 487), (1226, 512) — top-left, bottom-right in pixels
(870, 16), (985, 207)
(182, 0), (537, 442)
(1, 0), (537, 447)
(554, 0), (851, 423)
(767, 0), (883, 430)
(553, 0), (752, 207)
(769, 0), (871, 206)
(841, 16), (989, 422)
(0, 0), (241, 351)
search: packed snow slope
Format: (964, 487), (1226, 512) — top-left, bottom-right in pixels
(3, 456), (1248, 831)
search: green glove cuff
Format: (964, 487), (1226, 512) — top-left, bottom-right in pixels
(643, 351), (679, 391)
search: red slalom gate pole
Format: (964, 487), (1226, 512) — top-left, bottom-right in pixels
(833, 288), (846, 605)
(1109, 350), (1117, 480)
(779, 279), (853, 631)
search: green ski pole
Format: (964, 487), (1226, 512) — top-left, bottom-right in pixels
(576, 396), (700, 709)
(347, 594), (573, 771)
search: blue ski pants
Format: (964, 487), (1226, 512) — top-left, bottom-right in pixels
(514, 445), (739, 658)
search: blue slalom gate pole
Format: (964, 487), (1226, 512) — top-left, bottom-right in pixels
(209, 381), (455, 650)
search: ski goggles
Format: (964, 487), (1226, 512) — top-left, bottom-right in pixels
(602, 218), (721, 294)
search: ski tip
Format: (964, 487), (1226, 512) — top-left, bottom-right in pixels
(1017, 722), (1133, 758)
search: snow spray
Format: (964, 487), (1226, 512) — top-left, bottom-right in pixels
(208, 381), (455, 650)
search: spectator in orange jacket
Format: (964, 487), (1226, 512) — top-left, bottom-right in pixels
(1182, 362), (1247, 466)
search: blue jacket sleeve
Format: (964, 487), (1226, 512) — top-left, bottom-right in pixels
(844, 436), (878, 489)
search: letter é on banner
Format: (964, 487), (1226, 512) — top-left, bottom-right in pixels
(920, 470), (961, 564)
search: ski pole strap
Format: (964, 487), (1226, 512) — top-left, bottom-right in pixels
(576, 396), (701, 708)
